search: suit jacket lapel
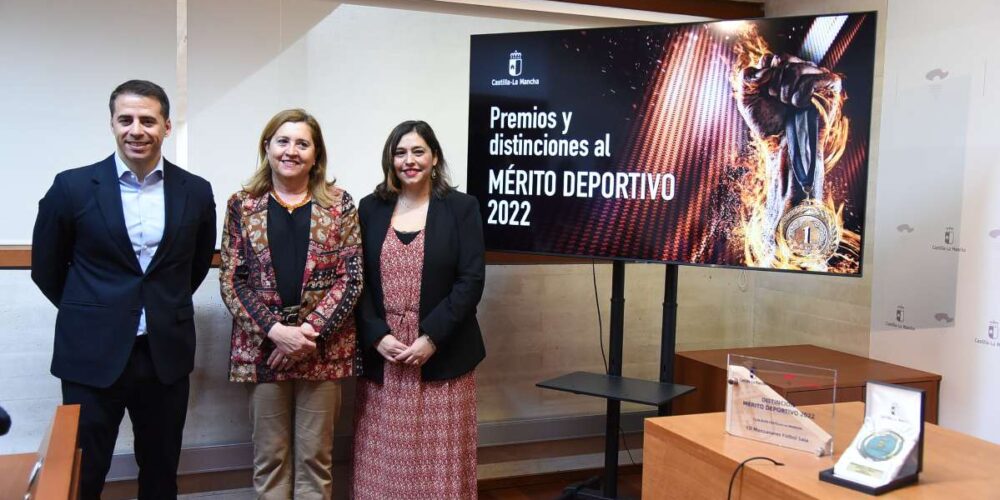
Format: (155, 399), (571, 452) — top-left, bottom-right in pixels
(423, 195), (443, 264)
(145, 161), (188, 275)
(420, 195), (444, 315)
(94, 156), (143, 273)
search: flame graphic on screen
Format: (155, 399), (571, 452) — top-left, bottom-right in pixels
(730, 23), (859, 273)
(540, 15), (870, 270)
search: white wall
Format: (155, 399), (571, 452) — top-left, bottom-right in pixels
(186, 0), (701, 218)
(869, 0), (1000, 442)
(0, 0), (177, 244)
(767, 0), (1000, 445)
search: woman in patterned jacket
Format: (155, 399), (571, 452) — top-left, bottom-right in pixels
(220, 108), (362, 499)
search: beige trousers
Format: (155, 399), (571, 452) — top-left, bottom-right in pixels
(247, 380), (342, 500)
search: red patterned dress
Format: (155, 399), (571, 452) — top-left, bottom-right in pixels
(352, 227), (478, 499)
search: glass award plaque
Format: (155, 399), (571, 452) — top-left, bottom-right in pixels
(820, 381), (925, 495)
(725, 354), (837, 456)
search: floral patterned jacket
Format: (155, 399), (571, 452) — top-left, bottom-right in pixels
(220, 187), (362, 383)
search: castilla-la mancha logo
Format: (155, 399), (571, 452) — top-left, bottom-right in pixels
(508, 50), (523, 77)
(491, 50), (538, 87)
(885, 304), (914, 330)
(933, 225), (966, 253)
(975, 320), (1000, 348)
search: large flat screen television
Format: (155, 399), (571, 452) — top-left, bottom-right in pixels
(467, 13), (876, 276)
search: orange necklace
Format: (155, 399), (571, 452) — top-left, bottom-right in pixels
(271, 189), (311, 213)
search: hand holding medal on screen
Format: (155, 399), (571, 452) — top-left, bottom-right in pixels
(740, 54), (842, 262)
(739, 54), (836, 137)
(734, 32), (851, 271)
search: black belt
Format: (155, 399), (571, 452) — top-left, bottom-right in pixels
(277, 305), (301, 326)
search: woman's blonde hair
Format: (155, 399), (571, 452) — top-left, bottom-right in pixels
(245, 108), (335, 206)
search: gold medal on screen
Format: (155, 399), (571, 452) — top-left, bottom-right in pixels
(774, 106), (840, 263)
(778, 199), (840, 260)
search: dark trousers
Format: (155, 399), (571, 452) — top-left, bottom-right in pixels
(62, 336), (189, 500)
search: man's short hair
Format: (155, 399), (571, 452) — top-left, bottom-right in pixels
(109, 80), (170, 120)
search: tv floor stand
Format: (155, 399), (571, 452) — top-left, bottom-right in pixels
(537, 261), (695, 499)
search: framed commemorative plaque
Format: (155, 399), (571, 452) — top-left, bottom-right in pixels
(820, 381), (926, 495)
(725, 355), (836, 456)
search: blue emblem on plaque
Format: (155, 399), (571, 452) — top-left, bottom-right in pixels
(859, 430), (904, 461)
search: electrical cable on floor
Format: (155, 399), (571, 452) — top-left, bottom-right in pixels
(727, 456), (784, 500)
(619, 429), (638, 467)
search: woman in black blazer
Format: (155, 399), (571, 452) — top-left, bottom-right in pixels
(352, 121), (485, 499)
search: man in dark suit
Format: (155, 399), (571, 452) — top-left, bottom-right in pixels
(31, 80), (216, 499)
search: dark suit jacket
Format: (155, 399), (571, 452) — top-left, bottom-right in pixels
(356, 190), (485, 383)
(32, 154), (216, 388)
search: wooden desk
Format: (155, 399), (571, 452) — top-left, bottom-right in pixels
(0, 405), (81, 500)
(674, 345), (941, 423)
(643, 402), (1000, 499)
(0, 453), (38, 499)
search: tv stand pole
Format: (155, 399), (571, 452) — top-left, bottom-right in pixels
(537, 261), (694, 499)
(603, 260), (626, 498)
(659, 263), (679, 417)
